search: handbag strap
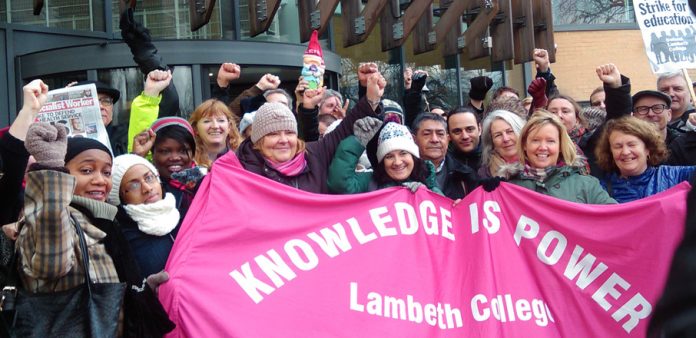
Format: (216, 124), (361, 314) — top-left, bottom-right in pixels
(69, 213), (93, 297)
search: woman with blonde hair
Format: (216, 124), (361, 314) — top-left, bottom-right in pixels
(479, 110), (526, 178)
(595, 116), (695, 203)
(188, 99), (243, 168)
(499, 111), (615, 204)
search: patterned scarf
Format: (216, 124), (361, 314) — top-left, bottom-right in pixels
(520, 161), (566, 183)
(568, 125), (586, 144)
(266, 151), (308, 177)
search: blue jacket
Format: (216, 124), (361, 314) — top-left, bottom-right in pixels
(601, 166), (696, 203)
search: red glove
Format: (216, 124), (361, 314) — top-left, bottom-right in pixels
(527, 77), (548, 110)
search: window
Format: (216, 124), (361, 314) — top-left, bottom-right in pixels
(0, 0), (105, 31)
(553, 0), (635, 26)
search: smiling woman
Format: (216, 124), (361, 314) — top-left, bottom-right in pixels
(499, 112), (616, 204)
(189, 99), (243, 168)
(595, 116), (696, 203)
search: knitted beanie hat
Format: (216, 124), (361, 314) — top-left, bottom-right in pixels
(151, 117), (194, 136)
(381, 99), (404, 124)
(376, 122), (419, 163)
(108, 154), (159, 206)
(239, 111), (257, 134)
(251, 102), (297, 143)
(65, 137), (112, 164)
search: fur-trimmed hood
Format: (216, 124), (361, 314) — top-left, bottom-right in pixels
(496, 156), (588, 179)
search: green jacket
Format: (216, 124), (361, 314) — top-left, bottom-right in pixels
(127, 93), (162, 154)
(327, 135), (443, 195)
(503, 162), (616, 204)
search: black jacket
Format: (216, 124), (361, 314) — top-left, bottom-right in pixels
(448, 142), (482, 173)
(438, 153), (479, 200)
(0, 132), (29, 225)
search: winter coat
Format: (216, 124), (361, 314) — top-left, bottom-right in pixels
(438, 153), (479, 200)
(107, 123), (129, 157)
(668, 130), (696, 166)
(601, 165), (696, 203)
(501, 161), (617, 204)
(236, 97), (380, 194)
(327, 135), (443, 195)
(0, 132), (29, 225)
(448, 142), (482, 173)
(116, 207), (175, 277)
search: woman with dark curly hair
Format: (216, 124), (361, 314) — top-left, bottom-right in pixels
(595, 116), (696, 203)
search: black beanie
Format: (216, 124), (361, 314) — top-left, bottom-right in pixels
(65, 137), (113, 164)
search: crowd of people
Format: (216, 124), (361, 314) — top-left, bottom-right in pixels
(0, 8), (694, 337)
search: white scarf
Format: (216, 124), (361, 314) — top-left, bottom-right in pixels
(123, 193), (180, 236)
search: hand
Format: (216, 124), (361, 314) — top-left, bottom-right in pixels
(595, 64), (621, 89)
(64, 81), (78, 88)
(217, 63), (241, 88)
(527, 78), (548, 109)
(358, 62), (379, 87)
(24, 122), (68, 168)
(402, 181), (424, 193)
(295, 76), (309, 104)
(411, 70), (428, 92)
(256, 74), (281, 91)
(687, 112), (696, 131)
(22, 79), (49, 114)
(353, 117), (383, 147)
(404, 67), (413, 90)
(302, 87), (325, 109)
(452, 198), (462, 207)
(132, 129), (156, 157)
(337, 99), (350, 119)
(366, 73), (386, 104)
(480, 176), (505, 192)
(469, 76), (493, 101)
(533, 48), (550, 73)
(146, 271), (170, 296)
(143, 69), (172, 97)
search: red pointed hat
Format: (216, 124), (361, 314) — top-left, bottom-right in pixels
(305, 30), (324, 60)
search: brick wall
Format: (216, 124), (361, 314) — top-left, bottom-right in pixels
(552, 30), (663, 103)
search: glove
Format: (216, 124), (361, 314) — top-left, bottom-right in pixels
(24, 122), (68, 168)
(171, 166), (206, 189)
(469, 76), (493, 100)
(411, 71), (428, 93)
(146, 271), (170, 296)
(353, 117), (383, 147)
(480, 176), (505, 192)
(402, 181), (425, 193)
(527, 77), (548, 110)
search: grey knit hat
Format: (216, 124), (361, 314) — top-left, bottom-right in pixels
(251, 102), (297, 143)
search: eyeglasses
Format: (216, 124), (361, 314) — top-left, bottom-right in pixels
(634, 104), (667, 116)
(98, 97), (114, 106)
(124, 172), (158, 192)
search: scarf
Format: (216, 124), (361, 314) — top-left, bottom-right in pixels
(122, 193), (180, 236)
(266, 151), (308, 177)
(520, 161), (566, 183)
(568, 125), (586, 144)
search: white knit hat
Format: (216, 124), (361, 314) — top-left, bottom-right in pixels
(376, 122), (419, 163)
(239, 111), (256, 134)
(108, 154), (159, 206)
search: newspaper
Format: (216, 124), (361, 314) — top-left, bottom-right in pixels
(37, 83), (113, 153)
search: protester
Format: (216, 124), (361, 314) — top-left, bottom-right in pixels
(595, 116), (695, 203)
(499, 112), (616, 204)
(132, 116), (199, 222)
(18, 123), (174, 336)
(657, 71), (693, 133)
(631, 90), (683, 147)
(238, 111), (256, 139)
(189, 99), (243, 168)
(235, 71), (386, 194)
(328, 120), (442, 194)
(589, 86), (606, 110)
(484, 96), (528, 119)
(467, 75), (494, 117)
(411, 113), (478, 199)
(546, 94), (587, 145)
(479, 110), (526, 178)
(127, 68), (173, 154)
(74, 80), (126, 155)
(108, 154), (180, 277)
(318, 89), (346, 119)
(447, 106), (483, 172)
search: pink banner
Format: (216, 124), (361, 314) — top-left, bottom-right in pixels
(159, 152), (689, 337)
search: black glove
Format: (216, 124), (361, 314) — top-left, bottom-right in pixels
(480, 176), (505, 192)
(469, 76), (493, 101)
(120, 8), (167, 74)
(411, 72), (428, 93)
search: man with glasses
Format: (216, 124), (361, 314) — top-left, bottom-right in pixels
(76, 80), (127, 156)
(631, 90), (683, 147)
